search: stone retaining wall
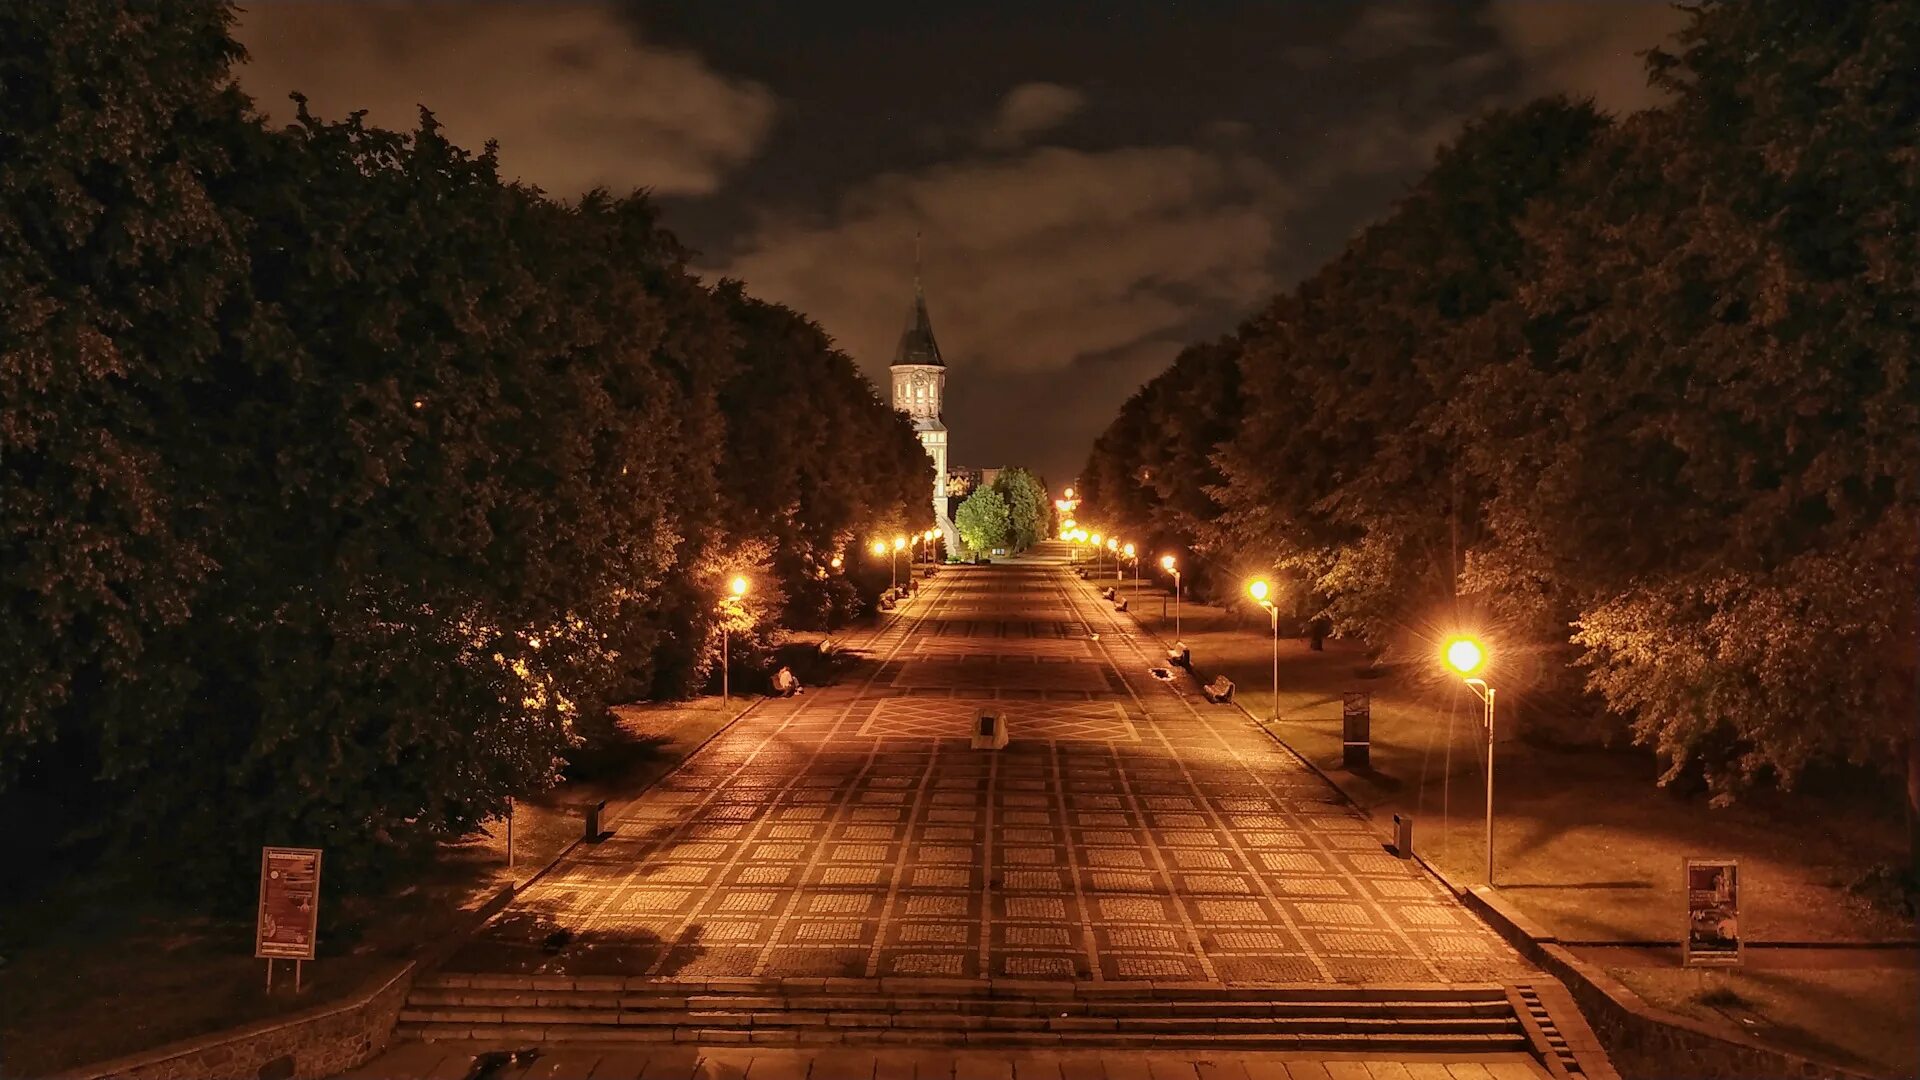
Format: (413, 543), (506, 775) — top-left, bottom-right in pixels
(51, 962), (414, 1080)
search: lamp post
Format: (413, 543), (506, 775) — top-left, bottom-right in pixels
(871, 539), (891, 593)
(1248, 580), (1280, 721)
(892, 535), (906, 590)
(1124, 543), (1137, 597)
(1160, 555), (1181, 639)
(1106, 537), (1119, 580)
(1444, 636), (1496, 885)
(722, 575), (749, 705)
(1091, 533), (1103, 578)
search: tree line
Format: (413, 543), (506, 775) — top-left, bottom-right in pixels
(1079, 0), (1919, 871)
(1, 1), (933, 889)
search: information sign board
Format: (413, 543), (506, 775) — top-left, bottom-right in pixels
(255, 846), (322, 961)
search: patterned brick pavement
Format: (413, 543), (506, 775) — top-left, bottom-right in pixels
(443, 560), (1538, 989)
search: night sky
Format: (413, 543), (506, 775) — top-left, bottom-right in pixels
(233, 1), (1684, 487)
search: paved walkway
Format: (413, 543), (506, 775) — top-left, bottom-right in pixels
(350, 551), (1574, 1078)
(445, 560), (1535, 985)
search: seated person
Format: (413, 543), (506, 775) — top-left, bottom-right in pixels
(771, 666), (802, 696)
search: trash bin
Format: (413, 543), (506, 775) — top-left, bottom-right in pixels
(1393, 813), (1413, 859)
(585, 800), (608, 842)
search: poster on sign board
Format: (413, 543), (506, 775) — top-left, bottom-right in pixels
(1682, 857), (1741, 966)
(255, 846), (322, 961)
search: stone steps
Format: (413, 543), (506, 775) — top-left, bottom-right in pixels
(396, 979), (1531, 1053)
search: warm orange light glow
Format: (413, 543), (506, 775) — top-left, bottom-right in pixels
(893, 535), (907, 550)
(1160, 555), (1176, 572)
(1106, 538), (1118, 551)
(1090, 533), (1103, 547)
(830, 555), (843, 569)
(871, 540), (887, 556)
(1445, 637), (1486, 676)
(1123, 543), (1135, 557)
(729, 576), (749, 597)
(1248, 579), (1270, 602)
(1063, 487), (1074, 499)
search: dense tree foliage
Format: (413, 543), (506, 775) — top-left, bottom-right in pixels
(991, 467), (1052, 553)
(1081, 0), (1920, 870)
(0, 0), (929, 890)
(954, 485), (1011, 556)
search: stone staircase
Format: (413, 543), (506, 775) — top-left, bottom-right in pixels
(398, 976), (1534, 1054)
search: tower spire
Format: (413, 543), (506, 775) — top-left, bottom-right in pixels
(914, 229), (922, 296)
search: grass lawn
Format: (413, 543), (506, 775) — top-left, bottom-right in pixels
(1099, 573), (1918, 1075)
(0, 696), (749, 1078)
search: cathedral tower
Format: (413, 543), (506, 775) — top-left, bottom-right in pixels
(890, 253), (959, 553)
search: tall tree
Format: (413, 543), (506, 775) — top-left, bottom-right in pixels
(993, 466), (1051, 552)
(954, 485), (1011, 556)
(1, 0), (250, 780)
(1466, 0), (1919, 863)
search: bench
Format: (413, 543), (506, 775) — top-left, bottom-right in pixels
(1101, 587), (1116, 601)
(1167, 644), (1191, 669)
(1113, 597), (1129, 613)
(1201, 675), (1235, 704)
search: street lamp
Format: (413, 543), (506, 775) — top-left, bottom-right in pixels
(1124, 543), (1138, 598)
(1105, 537), (1119, 580)
(1248, 579), (1279, 721)
(1444, 635), (1496, 885)
(1091, 533), (1104, 577)
(721, 575), (750, 705)
(892, 535), (906, 590)
(1160, 555), (1181, 639)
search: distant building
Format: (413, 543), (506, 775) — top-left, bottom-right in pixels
(946, 466), (1003, 501)
(889, 265), (959, 552)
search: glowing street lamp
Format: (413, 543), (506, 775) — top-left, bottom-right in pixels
(1105, 536), (1119, 580)
(1248, 579), (1279, 721)
(1124, 542), (1138, 598)
(721, 575), (750, 705)
(1091, 532), (1104, 577)
(1160, 555), (1181, 639)
(892, 535), (907, 590)
(1443, 635), (1497, 884)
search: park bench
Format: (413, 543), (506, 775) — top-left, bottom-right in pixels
(1113, 597), (1129, 613)
(1167, 643), (1191, 668)
(1201, 675), (1235, 704)
(1101, 586), (1116, 601)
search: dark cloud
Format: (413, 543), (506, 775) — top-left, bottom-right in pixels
(1483, 1), (1688, 114)
(232, 3), (777, 197)
(229, 1), (1686, 484)
(980, 82), (1088, 149)
(720, 143), (1284, 379)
